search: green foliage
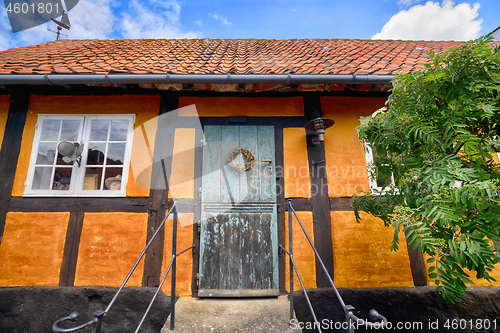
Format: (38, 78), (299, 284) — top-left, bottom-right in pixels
(351, 36), (500, 303)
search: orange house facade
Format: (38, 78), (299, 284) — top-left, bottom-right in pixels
(1, 38), (499, 302)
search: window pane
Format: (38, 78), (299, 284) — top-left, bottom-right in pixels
(36, 143), (57, 165)
(89, 119), (109, 141)
(60, 120), (81, 141)
(40, 119), (61, 141)
(56, 148), (77, 166)
(87, 143), (106, 166)
(84, 167), (103, 190)
(32, 167), (52, 190)
(376, 173), (393, 188)
(109, 120), (129, 141)
(52, 167), (72, 190)
(104, 168), (123, 191)
(107, 143), (125, 165)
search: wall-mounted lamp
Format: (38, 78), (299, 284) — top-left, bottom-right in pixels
(304, 117), (335, 145)
(58, 141), (84, 166)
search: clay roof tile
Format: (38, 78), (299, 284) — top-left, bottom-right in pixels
(0, 38), (477, 76)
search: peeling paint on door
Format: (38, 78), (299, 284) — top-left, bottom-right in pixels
(198, 125), (278, 297)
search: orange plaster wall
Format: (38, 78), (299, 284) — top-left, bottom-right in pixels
(331, 211), (414, 288)
(285, 211), (316, 291)
(168, 128), (196, 199)
(178, 97), (303, 117)
(321, 97), (387, 197)
(12, 95), (161, 197)
(0, 212), (69, 286)
(283, 128), (310, 198)
(74, 213), (148, 287)
(0, 95), (10, 150)
(161, 213), (194, 296)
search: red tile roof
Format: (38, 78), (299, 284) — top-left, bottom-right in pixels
(0, 38), (465, 75)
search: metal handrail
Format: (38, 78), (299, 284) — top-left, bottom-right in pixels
(53, 200), (195, 333)
(283, 200), (388, 333)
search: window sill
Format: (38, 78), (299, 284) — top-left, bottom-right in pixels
(22, 192), (127, 198)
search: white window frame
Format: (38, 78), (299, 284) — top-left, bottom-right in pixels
(363, 143), (396, 193)
(360, 117), (396, 194)
(24, 114), (135, 197)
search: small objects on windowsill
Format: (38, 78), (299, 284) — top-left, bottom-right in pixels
(105, 174), (122, 191)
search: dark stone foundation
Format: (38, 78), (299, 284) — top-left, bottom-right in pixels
(293, 286), (500, 333)
(0, 286), (172, 333)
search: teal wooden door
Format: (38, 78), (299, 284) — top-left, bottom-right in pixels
(198, 125), (278, 297)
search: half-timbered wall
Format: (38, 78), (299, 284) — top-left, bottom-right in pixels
(1, 92), (500, 297)
(0, 95), (10, 150)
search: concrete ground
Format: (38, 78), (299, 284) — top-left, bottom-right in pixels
(161, 296), (301, 333)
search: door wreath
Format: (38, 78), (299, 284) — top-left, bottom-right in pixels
(226, 147), (255, 172)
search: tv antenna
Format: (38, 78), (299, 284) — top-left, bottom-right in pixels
(48, 10), (71, 40)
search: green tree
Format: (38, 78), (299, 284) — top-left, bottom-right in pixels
(351, 36), (500, 302)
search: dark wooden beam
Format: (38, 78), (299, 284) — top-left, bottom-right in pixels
(142, 95), (179, 287)
(275, 127), (287, 294)
(284, 198), (311, 211)
(9, 197), (149, 212)
(191, 127), (204, 296)
(0, 94), (29, 243)
(59, 212), (84, 286)
(304, 95), (334, 288)
(329, 197), (354, 211)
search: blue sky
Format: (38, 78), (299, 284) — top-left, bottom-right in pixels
(0, 0), (499, 51)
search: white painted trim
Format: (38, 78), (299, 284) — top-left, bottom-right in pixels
(360, 117), (396, 195)
(23, 114), (135, 197)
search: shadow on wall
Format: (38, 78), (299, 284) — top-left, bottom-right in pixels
(293, 286), (500, 333)
(0, 286), (173, 333)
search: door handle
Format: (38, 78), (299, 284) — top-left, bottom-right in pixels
(262, 159), (272, 163)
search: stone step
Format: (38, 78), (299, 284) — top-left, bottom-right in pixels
(161, 296), (301, 333)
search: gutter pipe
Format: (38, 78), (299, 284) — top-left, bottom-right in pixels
(0, 73), (393, 85)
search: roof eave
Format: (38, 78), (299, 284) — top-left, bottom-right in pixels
(0, 73), (394, 85)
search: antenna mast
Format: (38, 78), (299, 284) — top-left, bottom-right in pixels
(48, 6), (71, 40)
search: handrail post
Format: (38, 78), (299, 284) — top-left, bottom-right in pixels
(345, 305), (355, 333)
(92, 311), (105, 333)
(170, 200), (178, 330)
(288, 199), (294, 324)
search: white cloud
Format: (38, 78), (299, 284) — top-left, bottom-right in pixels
(195, 19), (203, 27)
(397, 0), (425, 6)
(373, 0), (482, 41)
(119, 0), (197, 39)
(0, 0), (198, 51)
(0, 9), (54, 51)
(209, 12), (232, 26)
(0, 0), (114, 51)
(66, 0), (114, 39)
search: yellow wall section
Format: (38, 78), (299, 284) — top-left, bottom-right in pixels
(0, 95), (10, 150)
(178, 97), (303, 117)
(331, 211), (414, 288)
(321, 97), (387, 197)
(74, 213), (148, 287)
(283, 128), (310, 198)
(130, 115), (158, 190)
(162, 213), (194, 296)
(0, 212), (69, 286)
(12, 95), (161, 197)
(168, 128), (196, 198)
(285, 211), (316, 291)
